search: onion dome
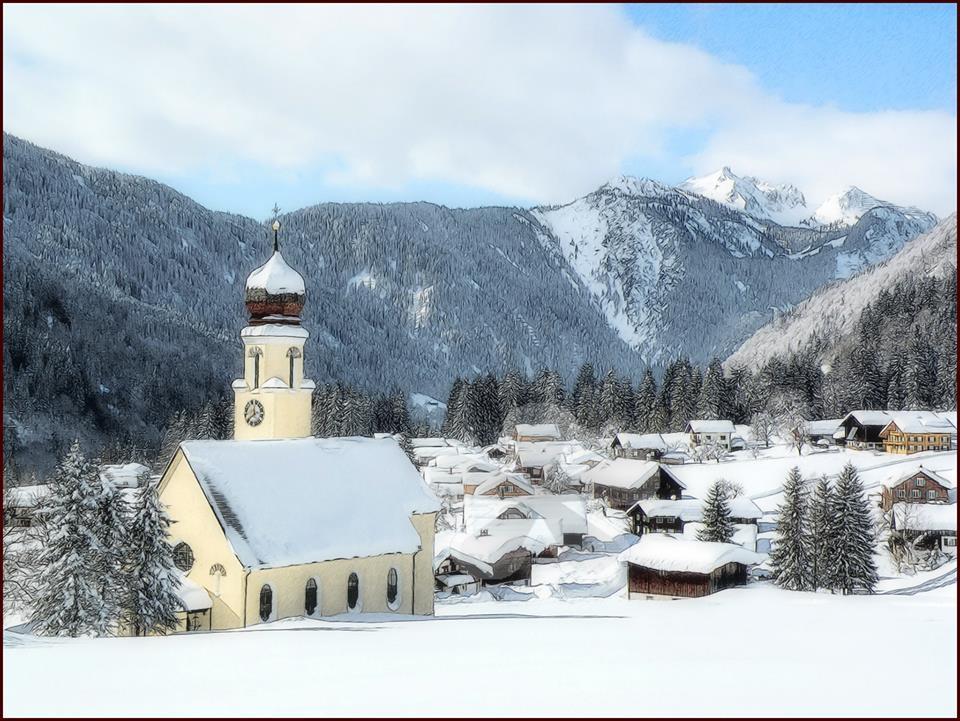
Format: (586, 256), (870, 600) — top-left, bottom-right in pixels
(244, 221), (305, 325)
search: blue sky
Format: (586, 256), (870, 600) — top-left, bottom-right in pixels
(3, 4), (956, 218)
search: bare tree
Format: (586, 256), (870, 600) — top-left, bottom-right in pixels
(750, 411), (777, 449)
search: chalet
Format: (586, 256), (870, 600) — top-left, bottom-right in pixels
(582, 459), (684, 511)
(879, 466), (953, 512)
(514, 443), (569, 482)
(618, 535), (764, 598)
(464, 494), (587, 548)
(434, 531), (550, 586)
(610, 433), (668, 460)
(685, 420), (736, 451)
(627, 496), (763, 537)
(879, 416), (956, 455)
(514, 423), (562, 443)
(837, 410), (956, 451)
(468, 473), (535, 498)
(891, 504), (957, 554)
(806, 419), (842, 446)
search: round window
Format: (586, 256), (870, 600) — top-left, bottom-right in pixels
(173, 542), (195, 572)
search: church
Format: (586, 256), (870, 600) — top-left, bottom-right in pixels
(158, 222), (440, 631)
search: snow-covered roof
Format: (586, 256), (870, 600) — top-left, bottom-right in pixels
(240, 324), (309, 339)
(473, 473), (534, 496)
(245, 251), (305, 295)
(682, 522), (759, 552)
(515, 423), (562, 440)
(430, 454), (496, 472)
(582, 458), (670, 491)
(175, 573), (212, 611)
(436, 573), (478, 588)
(4, 484), (52, 507)
(178, 437), (440, 569)
(516, 444), (569, 468)
(613, 433), (667, 450)
(410, 437), (451, 448)
(99, 462), (152, 489)
(632, 496), (762, 521)
(893, 504), (957, 532)
(881, 414), (957, 435)
(618, 534), (765, 574)
(434, 531), (548, 574)
(463, 494), (578, 538)
(686, 420), (736, 434)
(806, 419), (842, 436)
(880, 465), (954, 490)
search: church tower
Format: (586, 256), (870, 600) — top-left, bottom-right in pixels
(233, 220), (314, 440)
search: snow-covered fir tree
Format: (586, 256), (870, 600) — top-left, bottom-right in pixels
(94, 471), (132, 629)
(808, 475), (833, 592)
(32, 441), (115, 637)
(697, 481), (734, 544)
(769, 467), (811, 591)
(125, 473), (182, 636)
(825, 463), (878, 595)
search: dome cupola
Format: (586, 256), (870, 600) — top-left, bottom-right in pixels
(244, 220), (305, 325)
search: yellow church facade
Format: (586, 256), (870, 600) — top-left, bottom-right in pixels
(157, 223), (439, 632)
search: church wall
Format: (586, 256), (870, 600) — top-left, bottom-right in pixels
(411, 512), (438, 616)
(233, 387), (312, 441)
(159, 451), (248, 630)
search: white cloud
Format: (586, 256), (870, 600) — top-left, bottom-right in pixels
(3, 4), (955, 214)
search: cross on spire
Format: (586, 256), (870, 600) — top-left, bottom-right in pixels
(271, 203), (281, 252)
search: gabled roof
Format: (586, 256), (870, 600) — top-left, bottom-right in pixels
(630, 495), (762, 521)
(179, 437), (440, 569)
(582, 458), (673, 491)
(612, 433), (667, 451)
(843, 410), (956, 432)
(685, 420), (736, 434)
(893, 503), (957, 532)
(514, 423), (561, 439)
(880, 414), (957, 436)
(618, 534), (765, 573)
(880, 465), (954, 490)
(473, 474), (535, 496)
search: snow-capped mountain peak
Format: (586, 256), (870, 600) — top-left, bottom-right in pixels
(678, 167), (807, 226)
(599, 175), (672, 198)
(807, 186), (939, 229)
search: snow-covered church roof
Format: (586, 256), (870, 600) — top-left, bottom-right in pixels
(179, 437), (440, 569)
(245, 251), (305, 295)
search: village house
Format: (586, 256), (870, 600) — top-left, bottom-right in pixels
(157, 232), (440, 632)
(514, 443), (571, 482)
(464, 494), (587, 548)
(610, 432), (668, 460)
(513, 423), (562, 443)
(618, 534), (764, 599)
(467, 473), (535, 498)
(879, 416), (956, 455)
(806, 419), (842, 446)
(879, 466), (953, 512)
(837, 410), (956, 451)
(891, 503), (957, 554)
(434, 531), (550, 587)
(684, 420), (736, 451)
(583, 459), (685, 511)
(626, 496), (763, 538)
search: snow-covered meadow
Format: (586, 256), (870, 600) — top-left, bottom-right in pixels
(4, 566), (956, 717)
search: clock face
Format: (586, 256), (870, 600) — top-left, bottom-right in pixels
(244, 399), (265, 426)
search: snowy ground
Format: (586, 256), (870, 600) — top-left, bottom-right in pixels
(5, 568), (955, 717)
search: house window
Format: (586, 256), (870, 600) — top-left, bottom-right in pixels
(249, 347), (263, 389)
(286, 347), (301, 388)
(305, 578), (318, 616)
(209, 563), (226, 596)
(386, 568), (399, 609)
(347, 572), (360, 610)
(927, 490), (938, 500)
(944, 537), (957, 547)
(910, 489), (921, 498)
(896, 489), (906, 498)
(915, 478), (924, 487)
(173, 542), (195, 572)
(259, 585), (273, 622)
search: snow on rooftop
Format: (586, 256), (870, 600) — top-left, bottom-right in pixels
(514, 423), (561, 439)
(681, 522), (759, 552)
(686, 420), (736, 434)
(175, 573), (212, 611)
(5, 484), (52, 507)
(99, 462), (151, 489)
(633, 496), (762, 521)
(613, 432), (668, 450)
(473, 473), (534, 496)
(582, 458), (666, 490)
(883, 414), (957, 435)
(240, 324), (309, 339)
(434, 530), (548, 574)
(179, 437), (440, 569)
(245, 251), (305, 295)
(893, 504), (957, 532)
(806, 419), (842, 436)
(618, 534), (765, 574)
(879, 465), (954, 490)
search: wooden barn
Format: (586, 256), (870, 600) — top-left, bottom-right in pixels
(618, 535), (763, 599)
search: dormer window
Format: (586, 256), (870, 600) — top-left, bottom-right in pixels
(286, 347), (301, 389)
(248, 347), (263, 389)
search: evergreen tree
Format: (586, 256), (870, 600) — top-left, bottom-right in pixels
(94, 470), (132, 628)
(697, 359), (726, 420)
(825, 463), (878, 595)
(769, 467), (811, 591)
(808, 475), (833, 592)
(32, 441), (115, 637)
(633, 369), (657, 432)
(904, 326), (934, 410)
(125, 473), (182, 636)
(697, 481), (734, 544)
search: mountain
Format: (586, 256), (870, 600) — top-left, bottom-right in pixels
(679, 167), (808, 226)
(2, 133), (942, 470)
(806, 186), (939, 229)
(532, 176), (936, 365)
(725, 214), (957, 370)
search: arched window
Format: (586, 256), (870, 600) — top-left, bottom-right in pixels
(259, 584), (273, 622)
(386, 568), (399, 609)
(286, 347), (301, 389)
(347, 572), (359, 611)
(173, 542), (194, 572)
(248, 347), (263, 389)
(305, 578), (318, 616)
(209, 564), (227, 596)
